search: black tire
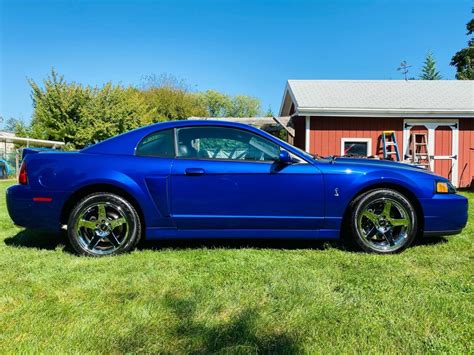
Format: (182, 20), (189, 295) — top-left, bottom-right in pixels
(67, 193), (142, 256)
(350, 189), (418, 254)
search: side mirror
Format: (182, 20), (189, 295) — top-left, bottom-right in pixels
(278, 150), (293, 164)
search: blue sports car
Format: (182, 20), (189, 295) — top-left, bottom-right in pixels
(6, 120), (468, 256)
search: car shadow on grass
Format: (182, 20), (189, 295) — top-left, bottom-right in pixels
(4, 229), (71, 252)
(137, 235), (448, 252)
(137, 238), (342, 251)
(4, 229), (447, 254)
(4, 228), (342, 253)
(413, 236), (448, 247)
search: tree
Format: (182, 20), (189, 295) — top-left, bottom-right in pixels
(419, 52), (442, 80)
(199, 90), (262, 117)
(3, 117), (29, 136)
(265, 106), (274, 117)
(451, 8), (474, 79)
(199, 90), (232, 117)
(141, 74), (208, 121)
(228, 95), (261, 117)
(29, 69), (155, 149)
(23, 70), (264, 149)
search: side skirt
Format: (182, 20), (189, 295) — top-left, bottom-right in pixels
(145, 228), (340, 240)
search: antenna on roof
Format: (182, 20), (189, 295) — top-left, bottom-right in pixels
(397, 60), (412, 80)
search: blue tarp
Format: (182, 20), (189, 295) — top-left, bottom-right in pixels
(0, 159), (12, 178)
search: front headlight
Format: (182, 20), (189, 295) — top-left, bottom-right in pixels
(435, 180), (456, 194)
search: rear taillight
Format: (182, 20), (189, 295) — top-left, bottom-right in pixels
(18, 162), (28, 185)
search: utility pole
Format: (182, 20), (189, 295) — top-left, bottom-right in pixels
(397, 61), (412, 80)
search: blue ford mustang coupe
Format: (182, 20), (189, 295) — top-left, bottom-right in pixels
(6, 120), (468, 256)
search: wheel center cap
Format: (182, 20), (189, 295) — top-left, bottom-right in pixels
(96, 222), (110, 237)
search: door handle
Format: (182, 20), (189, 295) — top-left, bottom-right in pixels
(185, 168), (205, 176)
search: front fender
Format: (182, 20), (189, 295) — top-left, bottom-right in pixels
(321, 167), (435, 230)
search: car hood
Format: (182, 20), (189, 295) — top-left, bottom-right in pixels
(326, 156), (434, 174)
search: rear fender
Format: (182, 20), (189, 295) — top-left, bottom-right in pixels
(63, 171), (170, 229)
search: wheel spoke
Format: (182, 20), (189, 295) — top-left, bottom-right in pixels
(362, 210), (379, 225)
(390, 217), (409, 227)
(384, 229), (395, 246)
(109, 217), (126, 229)
(88, 235), (101, 249)
(78, 219), (97, 230)
(98, 204), (107, 220)
(365, 226), (377, 239)
(107, 232), (120, 247)
(382, 200), (392, 217)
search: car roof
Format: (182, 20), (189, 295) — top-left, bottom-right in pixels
(81, 120), (281, 156)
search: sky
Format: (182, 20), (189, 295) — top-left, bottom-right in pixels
(0, 0), (472, 125)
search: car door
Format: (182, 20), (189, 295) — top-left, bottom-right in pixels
(169, 125), (324, 230)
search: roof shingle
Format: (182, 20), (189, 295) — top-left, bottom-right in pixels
(281, 80), (474, 117)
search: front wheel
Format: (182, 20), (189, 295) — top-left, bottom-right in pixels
(351, 189), (417, 253)
(67, 193), (142, 256)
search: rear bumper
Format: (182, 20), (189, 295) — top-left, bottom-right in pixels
(6, 185), (65, 231)
(420, 194), (468, 237)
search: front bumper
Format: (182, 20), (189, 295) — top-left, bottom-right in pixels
(420, 193), (468, 237)
(6, 185), (66, 231)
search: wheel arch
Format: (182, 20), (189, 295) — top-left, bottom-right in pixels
(60, 183), (146, 229)
(341, 182), (424, 238)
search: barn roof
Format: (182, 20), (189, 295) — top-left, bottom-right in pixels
(280, 80), (474, 118)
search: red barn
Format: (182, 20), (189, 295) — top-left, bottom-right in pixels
(279, 80), (474, 188)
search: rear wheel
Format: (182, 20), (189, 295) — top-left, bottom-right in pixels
(67, 193), (141, 256)
(350, 189), (417, 253)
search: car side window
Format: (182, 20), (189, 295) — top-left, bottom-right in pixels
(176, 126), (280, 161)
(136, 129), (175, 157)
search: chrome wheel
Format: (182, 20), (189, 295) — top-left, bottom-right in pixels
(356, 196), (413, 252)
(75, 202), (130, 255)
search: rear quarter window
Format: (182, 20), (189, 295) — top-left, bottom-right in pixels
(135, 129), (175, 157)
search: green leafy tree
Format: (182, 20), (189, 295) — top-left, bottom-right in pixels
(228, 95), (261, 117)
(3, 117), (30, 136)
(29, 69), (155, 149)
(199, 90), (262, 117)
(141, 74), (208, 121)
(451, 9), (474, 79)
(24, 70), (264, 149)
(79, 84), (155, 145)
(142, 87), (207, 122)
(199, 90), (233, 117)
(419, 52), (442, 80)
(265, 106), (274, 117)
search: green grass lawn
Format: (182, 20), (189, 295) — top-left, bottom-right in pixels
(0, 180), (472, 353)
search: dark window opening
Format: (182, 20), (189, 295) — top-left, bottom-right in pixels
(136, 129), (175, 158)
(344, 141), (369, 157)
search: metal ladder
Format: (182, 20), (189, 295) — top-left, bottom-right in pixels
(410, 133), (431, 170)
(381, 131), (401, 161)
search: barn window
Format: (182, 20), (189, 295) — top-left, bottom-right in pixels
(341, 138), (372, 157)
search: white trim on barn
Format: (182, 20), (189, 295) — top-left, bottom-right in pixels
(340, 138), (372, 157)
(305, 116), (310, 152)
(403, 119), (459, 186)
(296, 107), (474, 118)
